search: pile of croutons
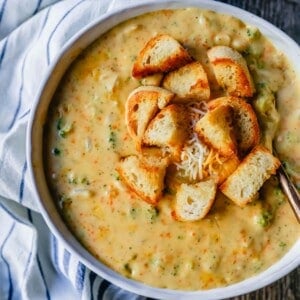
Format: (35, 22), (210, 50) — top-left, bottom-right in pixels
(117, 34), (280, 222)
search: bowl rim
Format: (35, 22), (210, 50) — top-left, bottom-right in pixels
(27, 1), (300, 299)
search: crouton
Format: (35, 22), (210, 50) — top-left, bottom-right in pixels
(220, 145), (280, 206)
(208, 96), (260, 154)
(117, 155), (169, 205)
(125, 86), (174, 145)
(173, 179), (217, 221)
(209, 154), (240, 184)
(140, 73), (164, 86)
(207, 46), (255, 97)
(132, 34), (193, 78)
(195, 105), (236, 157)
(139, 146), (165, 159)
(162, 62), (210, 101)
(143, 104), (189, 158)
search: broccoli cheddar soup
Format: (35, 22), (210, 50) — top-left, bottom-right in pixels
(44, 8), (300, 290)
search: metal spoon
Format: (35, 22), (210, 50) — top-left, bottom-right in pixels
(274, 151), (300, 223)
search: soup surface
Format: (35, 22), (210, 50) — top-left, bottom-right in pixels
(44, 8), (300, 290)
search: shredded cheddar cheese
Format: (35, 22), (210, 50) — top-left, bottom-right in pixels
(175, 101), (214, 181)
(175, 135), (209, 180)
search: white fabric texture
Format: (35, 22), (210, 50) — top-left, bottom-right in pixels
(0, 0), (149, 299)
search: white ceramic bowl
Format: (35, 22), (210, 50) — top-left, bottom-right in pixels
(27, 1), (300, 299)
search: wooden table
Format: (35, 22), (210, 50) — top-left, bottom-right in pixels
(217, 1), (300, 299)
(219, 0), (300, 44)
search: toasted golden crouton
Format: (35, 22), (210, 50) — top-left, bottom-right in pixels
(207, 46), (255, 97)
(208, 96), (260, 154)
(117, 155), (169, 205)
(143, 104), (189, 158)
(220, 145), (280, 206)
(173, 179), (217, 221)
(162, 62), (210, 101)
(132, 34), (192, 78)
(140, 73), (164, 86)
(125, 86), (174, 144)
(195, 105), (236, 157)
(209, 154), (240, 184)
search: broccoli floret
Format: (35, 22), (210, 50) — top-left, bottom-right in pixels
(257, 210), (273, 227)
(253, 86), (279, 151)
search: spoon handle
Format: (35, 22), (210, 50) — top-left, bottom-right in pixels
(277, 165), (300, 223)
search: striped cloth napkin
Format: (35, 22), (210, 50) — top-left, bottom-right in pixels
(0, 0), (150, 299)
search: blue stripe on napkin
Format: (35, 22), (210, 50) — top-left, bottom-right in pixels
(0, 222), (15, 300)
(75, 262), (86, 292)
(0, 0), (8, 23)
(63, 249), (71, 275)
(38, 6), (51, 39)
(46, 0), (86, 65)
(36, 255), (51, 300)
(0, 38), (7, 67)
(18, 109), (30, 121)
(98, 279), (110, 299)
(27, 209), (51, 300)
(19, 161), (27, 203)
(34, 0), (43, 14)
(52, 234), (59, 268)
(89, 271), (97, 300)
(23, 246), (33, 278)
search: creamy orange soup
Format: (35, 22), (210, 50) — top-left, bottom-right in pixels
(44, 8), (300, 290)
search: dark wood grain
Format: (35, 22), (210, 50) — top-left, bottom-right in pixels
(218, 0), (300, 43)
(215, 1), (300, 299)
